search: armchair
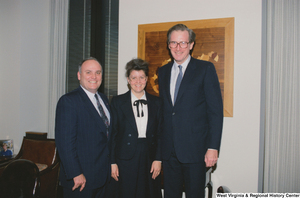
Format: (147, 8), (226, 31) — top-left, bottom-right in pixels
(0, 159), (40, 197)
(0, 136), (60, 198)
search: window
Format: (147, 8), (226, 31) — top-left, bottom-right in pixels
(67, 0), (119, 100)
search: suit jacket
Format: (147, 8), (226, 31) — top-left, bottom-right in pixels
(158, 57), (223, 163)
(110, 91), (162, 164)
(55, 86), (111, 189)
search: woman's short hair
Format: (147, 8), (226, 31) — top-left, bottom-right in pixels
(125, 58), (149, 77)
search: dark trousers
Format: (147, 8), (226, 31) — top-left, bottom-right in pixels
(163, 152), (206, 198)
(110, 138), (162, 198)
(63, 185), (106, 198)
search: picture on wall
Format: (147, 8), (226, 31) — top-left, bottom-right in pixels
(138, 17), (234, 117)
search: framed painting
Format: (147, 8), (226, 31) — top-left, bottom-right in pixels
(138, 17), (234, 117)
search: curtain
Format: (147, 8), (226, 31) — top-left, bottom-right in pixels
(48, 0), (69, 138)
(263, 0), (300, 192)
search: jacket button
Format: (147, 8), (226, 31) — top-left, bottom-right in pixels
(127, 142), (130, 145)
(172, 112), (175, 115)
(128, 134), (131, 137)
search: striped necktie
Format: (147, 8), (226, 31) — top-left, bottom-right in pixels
(95, 94), (109, 135)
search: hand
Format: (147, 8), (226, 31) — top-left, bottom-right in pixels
(205, 149), (218, 167)
(150, 161), (161, 180)
(111, 164), (119, 181)
(72, 174), (86, 191)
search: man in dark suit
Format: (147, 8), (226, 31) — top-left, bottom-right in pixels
(158, 24), (224, 198)
(55, 57), (111, 198)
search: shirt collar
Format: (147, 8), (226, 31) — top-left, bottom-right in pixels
(173, 54), (191, 72)
(131, 90), (146, 104)
(80, 85), (98, 100)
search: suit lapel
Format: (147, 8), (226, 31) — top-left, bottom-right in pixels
(146, 92), (154, 136)
(120, 91), (138, 133)
(162, 63), (173, 106)
(78, 87), (102, 121)
(78, 87), (107, 136)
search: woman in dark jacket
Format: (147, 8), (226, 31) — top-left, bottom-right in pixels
(110, 58), (162, 198)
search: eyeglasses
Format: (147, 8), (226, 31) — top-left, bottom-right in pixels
(168, 41), (190, 49)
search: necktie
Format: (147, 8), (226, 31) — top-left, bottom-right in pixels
(133, 99), (148, 117)
(95, 94), (109, 135)
(174, 65), (183, 103)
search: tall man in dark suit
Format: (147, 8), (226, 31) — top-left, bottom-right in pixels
(158, 24), (224, 198)
(55, 57), (111, 198)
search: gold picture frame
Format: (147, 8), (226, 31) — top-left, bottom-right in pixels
(138, 17), (234, 117)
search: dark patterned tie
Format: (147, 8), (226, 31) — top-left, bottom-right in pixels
(95, 94), (109, 135)
(174, 65), (183, 103)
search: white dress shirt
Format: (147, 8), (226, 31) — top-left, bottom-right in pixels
(131, 91), (148, 138)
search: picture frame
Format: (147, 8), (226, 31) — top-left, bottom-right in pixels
(0, 139), (14, 156)
(138, 17), (234, 117)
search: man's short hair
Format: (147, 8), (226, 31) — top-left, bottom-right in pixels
(167, 24), (196, 43)
(78, 57), (102, 73)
